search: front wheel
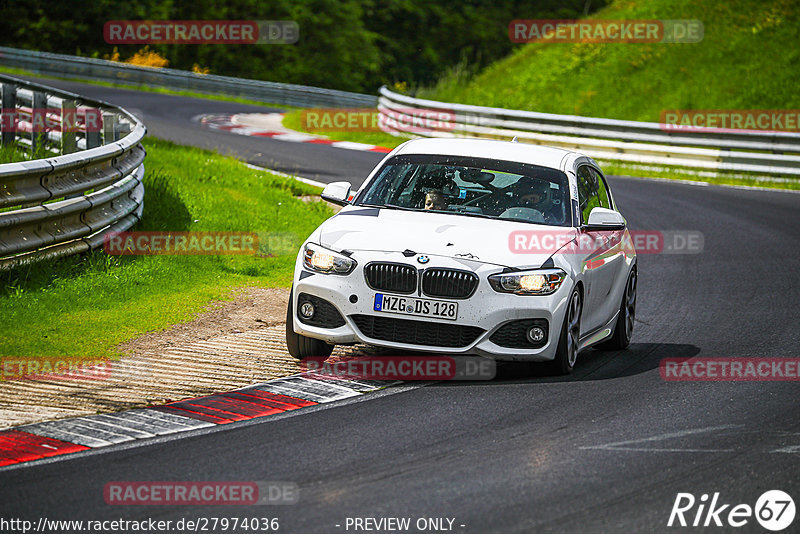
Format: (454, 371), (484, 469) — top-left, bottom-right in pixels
(285, 287), (334, 360)
(548, 287), (582, 375)
(596, 268), (636, 351)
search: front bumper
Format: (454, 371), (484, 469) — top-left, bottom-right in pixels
(291, 249), (572, 361)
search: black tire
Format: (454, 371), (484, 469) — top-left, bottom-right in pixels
(285, 287), (334, 360)
(596, 268), (637, 351)
(547, 287), (582, 375)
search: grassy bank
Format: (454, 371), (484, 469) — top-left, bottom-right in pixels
(0, 137), (331, 359)
(421, 0), (799, 120)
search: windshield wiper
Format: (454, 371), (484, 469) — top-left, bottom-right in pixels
(446, 211), (497, 220)
(383, 204), (420, 212)
(358, 203), (521, 221)
(356, 203), (418, 212)
(495, 217), (560, 226)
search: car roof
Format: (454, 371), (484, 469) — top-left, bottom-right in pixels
(392, 138), (579, 171)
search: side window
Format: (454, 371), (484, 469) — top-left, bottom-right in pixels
(590, 168), (612, 209)
(576, 165), (600, 224)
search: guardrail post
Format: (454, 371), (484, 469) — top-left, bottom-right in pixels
(31, 91), (46, 156)
(1, 83), (17, 147)
(85, 108), (102, 149)
(61, 99), (77, 154)
(103, 112), (118, 143)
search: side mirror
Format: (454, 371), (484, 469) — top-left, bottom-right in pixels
(321, 181), (352, 206)
(584, 207), (626, 230)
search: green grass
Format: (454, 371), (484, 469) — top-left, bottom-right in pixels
(0, 139), (54, 164)
(281, 109), (406, 149)
(0, 65), (303, 111)
(0, 144), (23, 164)
(0, 137), (331, 359)
(420, 0), (800, 120)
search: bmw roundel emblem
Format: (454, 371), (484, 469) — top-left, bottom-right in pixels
(417, 255), (430, 264)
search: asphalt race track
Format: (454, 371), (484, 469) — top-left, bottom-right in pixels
(9, 75), (382, 183)
(1, 77), (799, 533)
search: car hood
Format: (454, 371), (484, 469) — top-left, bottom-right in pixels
(316, 206), (575, 268)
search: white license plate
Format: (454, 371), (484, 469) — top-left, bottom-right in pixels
(373, 293), (458, 321)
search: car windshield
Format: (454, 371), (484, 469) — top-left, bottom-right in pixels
(355, 154), (572, 226)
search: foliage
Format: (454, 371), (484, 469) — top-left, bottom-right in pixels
(124, 46), (170, 68)
(0, 0), (603, 93)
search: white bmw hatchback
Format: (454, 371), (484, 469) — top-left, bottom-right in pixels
(287, 138), (637, 374)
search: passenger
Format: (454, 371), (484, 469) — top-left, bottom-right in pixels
(513, 177), (562, 223)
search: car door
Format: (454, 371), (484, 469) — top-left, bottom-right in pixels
(576, 165), (626, 333)
(588, 168), (629, 327)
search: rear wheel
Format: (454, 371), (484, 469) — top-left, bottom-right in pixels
(548, 287), (582, 375)
(285, 287), (334, 360)
(596, 268), (636, 351)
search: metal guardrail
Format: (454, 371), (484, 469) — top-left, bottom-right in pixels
(378, 87), (800, 177)
(0, 74), (145, 269)
(0, 46), (377, 109)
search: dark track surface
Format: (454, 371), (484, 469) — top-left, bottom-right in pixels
(2, 77), (799, 533)
(9, 74), (383, 183)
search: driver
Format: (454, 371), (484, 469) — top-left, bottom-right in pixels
(424, 190), (447, 210)
(512, 177), (562, 223)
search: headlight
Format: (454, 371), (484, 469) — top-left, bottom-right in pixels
(488, 268), (567, 295)
(303, 243), (356, 274)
